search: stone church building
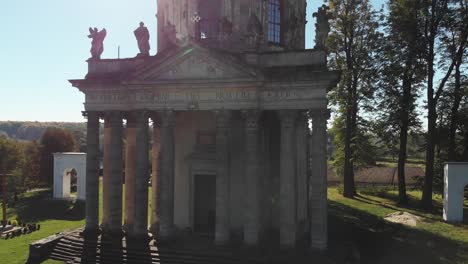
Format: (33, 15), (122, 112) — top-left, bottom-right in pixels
(71, 0), (339, 250)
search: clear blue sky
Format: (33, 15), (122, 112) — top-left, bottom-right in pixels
(0, 0), (385, 122)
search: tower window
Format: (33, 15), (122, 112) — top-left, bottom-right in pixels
(198, 0), (221, 40)
(268, 0), (281, 44)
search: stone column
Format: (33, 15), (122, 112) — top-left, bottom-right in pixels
(243, 110), (261, 246)
(84, 111), (100, 235)
(101, 115), (112, 228)
(158, 110), (175, 240)
(309, 110), (329, 250)
(106, 112), (124, 236)
(150, 117), (161, 234)
(124, 114), (137, 233)
(214, 110), (231, 245)
(279, 110), (297, 247)
(132, 111), (150, 238)
(296, 112), (309, 238)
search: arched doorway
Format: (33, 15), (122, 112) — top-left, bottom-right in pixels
(53, 153), (86, 200)
(443, 163), (468, 223)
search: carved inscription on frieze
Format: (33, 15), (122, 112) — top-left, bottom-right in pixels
(215, 90), (258, 101)
(86, 88), (313, 105)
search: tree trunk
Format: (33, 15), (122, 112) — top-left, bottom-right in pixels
(422, 102), (437, 208)
(343, 93), (356, 198)
(463, 129), (468, 162)
(422, 8), (437, 208)
(448, 52), (464, 161)
(398, 77), (411, 205)
(398, 123), (409, 204)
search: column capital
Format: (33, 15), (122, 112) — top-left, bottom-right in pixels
(242, 110), (261, 130)
(278, 110), (298, 128)
(214, 110), (232, 129)
(158, 110), (176, 128)
(308, 109), (330, 121)
(134, 111), (149, 124)
(104, 111), (124, 121)
(82, 111), (102, 120)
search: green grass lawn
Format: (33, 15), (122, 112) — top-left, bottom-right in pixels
(0, 179), (154, 264)
(0, 182), (467, 264)
(328, 187), (468, 263)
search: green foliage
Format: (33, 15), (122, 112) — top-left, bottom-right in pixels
(0, 136), (22, 175)
(326, 0), (384, 196)
(39, 128), (76, 186)
(329, 114), (377, 177)
(0, 121), (86, 148)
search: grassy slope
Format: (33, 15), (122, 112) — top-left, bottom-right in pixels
(328, 188), (468, 263)
(0, 183), (467, 264)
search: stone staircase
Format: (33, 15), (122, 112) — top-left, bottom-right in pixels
(48, 232), (265, 264)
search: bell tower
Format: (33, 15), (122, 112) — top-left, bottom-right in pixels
(156, 0), (307, 53)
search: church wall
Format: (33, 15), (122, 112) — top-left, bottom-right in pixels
(174, 111), (215, 229)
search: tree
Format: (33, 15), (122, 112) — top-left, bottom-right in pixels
(440, 0), (468, 161)
(421, 0), (459, 208)
(376, 0), (426, 204)
(330, 114), (377, 179)
(0, 136), (24, 205)
(327, 0), (383, 197)
(21, 141), (41, 187)
(39, 128), (76, 186)
(0, 136), (22, 176)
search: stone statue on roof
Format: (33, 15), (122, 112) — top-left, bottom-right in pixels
(88, 27), (107, 60)
(134, 22), (151, 57)
(313, 5), (331, 50)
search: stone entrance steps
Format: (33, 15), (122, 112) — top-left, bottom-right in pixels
(49, 233), (264, 264)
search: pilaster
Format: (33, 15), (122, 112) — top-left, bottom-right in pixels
(158, 110), (176, 240)
(279, 110), (298, 247)
(84, 111), (100, 235)
(242, 110), (261, 246)
(150, 115), (161, 235)
(214, 109), (232, 245)
(124, 114), (137, 233)
(106, 111), (124, 236)
(132, 111), (150, 238)
(296, 111), (309, 239)
(309, 109), (329, 250)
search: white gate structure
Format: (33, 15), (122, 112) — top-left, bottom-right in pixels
(53, 153), (87, 201)
(443, 162), (468, 223)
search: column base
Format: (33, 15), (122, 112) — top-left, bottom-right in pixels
(101, 229), (124, 243)
(126, 232), (152, 245)
(149, 223), (159, 236)
(310, 240), (327, 251)
(80, 227), (100, 239)
(122, 223), (134, 234)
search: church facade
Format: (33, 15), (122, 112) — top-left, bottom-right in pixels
(71, 0), (338, 250)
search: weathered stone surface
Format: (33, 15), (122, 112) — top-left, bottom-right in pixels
(158, 110), (175, 239)
(150, 119), (161, 234)
(84, 111), (100, 234)
(243, 110), (261, 246)
(309, 110), (329, 250)
(124, 116), (137, 232)
(133, 112), (150, 237)
(106, 112), (124, 235)
(296, 112), (309, 238)
(279, 110), (298, 247)
(214, 110), (232, 245)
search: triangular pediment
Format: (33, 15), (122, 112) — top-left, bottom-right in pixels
(129, 45), (260, 82)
